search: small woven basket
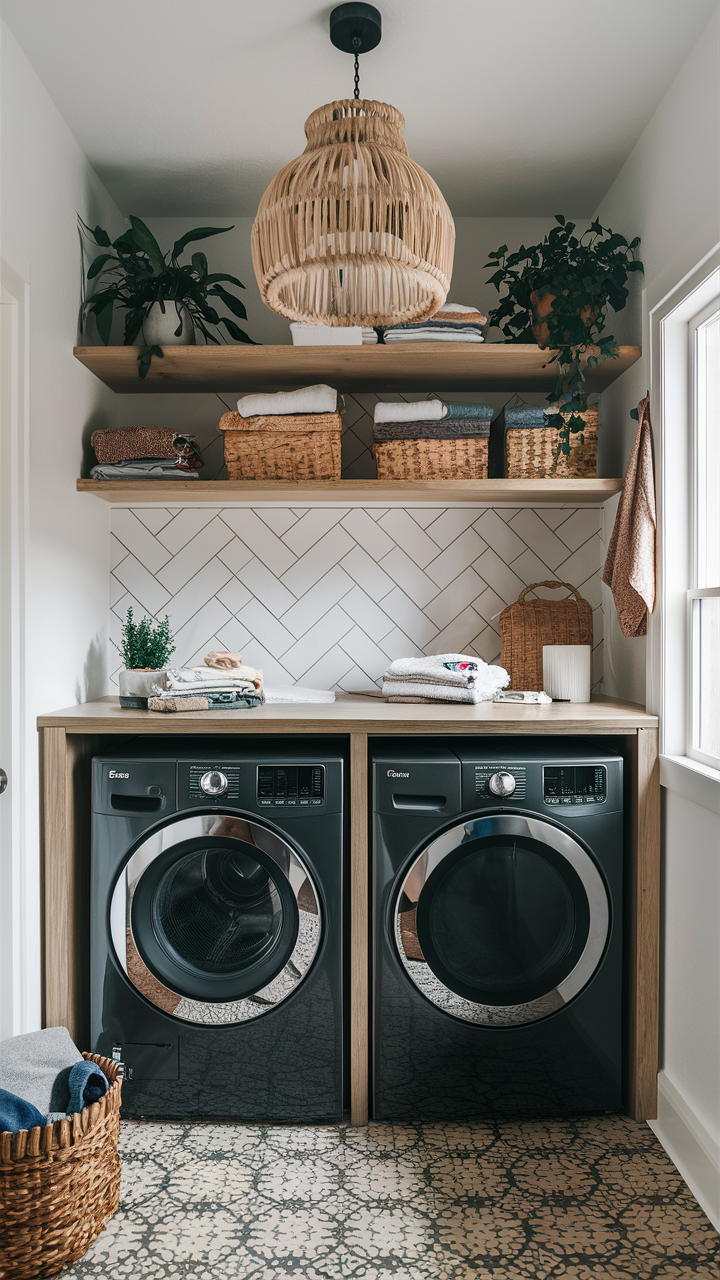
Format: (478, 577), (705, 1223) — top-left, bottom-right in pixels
(0, 1053), (122, 1280)
(505, 405), (598, 479)
(499, 581), (593, 691)
(218, 411), (342, 481)
(373, 436), (489, 480)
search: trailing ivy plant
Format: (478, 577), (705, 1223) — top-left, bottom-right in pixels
(78, 216), (255, 378)
(113, 607), (176, 670)
(485, 216), (643, 454)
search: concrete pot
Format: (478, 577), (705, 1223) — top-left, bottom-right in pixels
(142, 302), (195, 346)
(118, 668), (164, 709)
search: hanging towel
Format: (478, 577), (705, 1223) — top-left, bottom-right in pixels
(236, 384), (337, 418)
(374, 400), (447, 424)
(602, 394), (656, 638)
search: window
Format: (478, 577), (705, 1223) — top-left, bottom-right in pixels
(688, 299), (720, 769)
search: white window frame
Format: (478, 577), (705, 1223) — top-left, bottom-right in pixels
(648, 242), (720, 814)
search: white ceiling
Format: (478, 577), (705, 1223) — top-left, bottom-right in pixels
(3, 0), (716, 218)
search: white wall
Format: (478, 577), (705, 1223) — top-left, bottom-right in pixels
(1, 22), (124, 1032)
(592, 12), (720, 1226)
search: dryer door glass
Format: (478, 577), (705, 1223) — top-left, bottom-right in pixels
(395, 814), (609, 1026)
(111, 814), (321, 1026)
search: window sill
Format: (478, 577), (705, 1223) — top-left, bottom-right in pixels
(660, 754), (720, 816)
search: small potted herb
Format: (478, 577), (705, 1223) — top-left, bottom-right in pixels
(78, 216), (255, 378)
(114, 608), (175, 708)
(485, 216), (643, 456)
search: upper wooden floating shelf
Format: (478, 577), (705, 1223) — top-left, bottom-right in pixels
(77, 478), (623, 505)
(73, 343), (641, 394)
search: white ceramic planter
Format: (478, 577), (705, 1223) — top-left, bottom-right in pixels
(142, 302), (195, 346)
(542, 645), (592, 703)
(118, 669), (164, 708)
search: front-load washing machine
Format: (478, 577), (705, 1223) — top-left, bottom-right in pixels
(372, 738), (624, 1119)
(91, 739), (346, 1120)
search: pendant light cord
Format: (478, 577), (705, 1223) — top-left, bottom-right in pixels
(352, 35), (361, 99)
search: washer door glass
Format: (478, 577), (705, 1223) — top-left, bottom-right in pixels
(111, 814), (321, 1026)
(395, 814), (609, 1026)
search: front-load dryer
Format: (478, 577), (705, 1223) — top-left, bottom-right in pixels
(91, 739), (346, 1120)
(372, 738), (623, 1119)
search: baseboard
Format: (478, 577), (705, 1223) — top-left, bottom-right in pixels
(649, 1070), (720, 1230)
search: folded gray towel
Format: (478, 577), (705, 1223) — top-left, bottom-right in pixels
(0, 1026), (83, 1117)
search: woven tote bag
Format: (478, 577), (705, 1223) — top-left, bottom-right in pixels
(499, 581), (593, 691)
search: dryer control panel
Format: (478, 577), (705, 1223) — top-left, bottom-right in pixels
(257, 765), (325, 807)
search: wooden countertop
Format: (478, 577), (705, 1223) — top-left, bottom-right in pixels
(38, 693), (657, 734)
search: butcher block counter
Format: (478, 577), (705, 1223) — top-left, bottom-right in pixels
(38, 693), (659, 1125)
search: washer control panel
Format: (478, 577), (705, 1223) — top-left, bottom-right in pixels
(188, 764), (240, 802)
(257, 765), (325, 807)
(473, 765), (527, 800)
(543, 765), (607, 806)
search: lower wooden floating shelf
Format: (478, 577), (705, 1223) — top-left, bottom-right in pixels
(76, 478), (623, 505)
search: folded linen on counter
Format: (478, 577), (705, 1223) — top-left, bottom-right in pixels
(383, 327), (484, 343)
(383, 653), (509, 703)
(148, 692), (264, 712)
(373, 418), (490, 441)
(0, 1027), (83, 1118)
(204, 651), (245, 669)
(236, 383), (337, 418)
(435, 302), (488, 318)
(382, 680), (489, 704)
(264, 686), (336, 703)
(384, 654), (485, 687)
(374, 400), (447, 424)
(159, 665), (263, 692)
(90, 460), (200, 480)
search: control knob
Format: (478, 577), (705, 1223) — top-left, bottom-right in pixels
(488, 771), (516, 797)
(200, 770), (228, 796)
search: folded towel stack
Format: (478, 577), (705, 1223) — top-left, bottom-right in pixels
(90, 426), (203, 481)
(372, 399), (494, 479)
(218, 384), (342, 481)
(382, 302), (487, 344)
(147, 654), (264, 713)
(290, 324), (378, 346)
(382, 654), (509, 704)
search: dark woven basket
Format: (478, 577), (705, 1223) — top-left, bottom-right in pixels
(0, 1053), (122, 1279)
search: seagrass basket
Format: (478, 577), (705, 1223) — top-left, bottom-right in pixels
(505, 405), (598, 479)
(218, 411), (342, 481)
(0, 1053), (122, 1280)
(499, 581), (593, 691)
(373, 436), (489, 480)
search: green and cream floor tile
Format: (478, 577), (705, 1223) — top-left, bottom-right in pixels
(63, 1117), (719, 1279)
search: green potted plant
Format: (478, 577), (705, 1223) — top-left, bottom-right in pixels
(78, 216), (254, 378)
(114, 608), (175, 707)
(485, 216), (643, 455)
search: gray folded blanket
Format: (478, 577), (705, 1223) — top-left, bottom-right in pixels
(0, 1026), (83, 1117)
(374, 418), (490, 441)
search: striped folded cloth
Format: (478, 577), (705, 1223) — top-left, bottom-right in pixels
(373, 418), (491, 442)
(374, 400), (494, 425)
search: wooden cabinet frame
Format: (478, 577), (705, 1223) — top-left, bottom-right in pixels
(38, 698), (659, 1125)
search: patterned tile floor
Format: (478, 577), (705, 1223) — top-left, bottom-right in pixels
(64, 1117), (719, 1280)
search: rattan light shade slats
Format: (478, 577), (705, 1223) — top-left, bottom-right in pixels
(252, 99), (455, 327)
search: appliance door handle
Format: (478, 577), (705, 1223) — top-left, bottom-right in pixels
(392, 794), (446, 811)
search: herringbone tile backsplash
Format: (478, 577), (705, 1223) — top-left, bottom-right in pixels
(109, 505), (604, 692)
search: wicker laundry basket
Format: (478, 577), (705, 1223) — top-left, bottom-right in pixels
(373, 436), (489, 480)
(499, 581), (593, 691)
(504, 405), (598, 479)
(0, 1053), (122, 1280)
(218, 411), (342, 481)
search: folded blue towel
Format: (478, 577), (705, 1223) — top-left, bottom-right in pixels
(1, 1088), (46, 1134)
(503, 406), (549, 427)
(67, 1060), (109, 1115)
(443, 401), (495, 420)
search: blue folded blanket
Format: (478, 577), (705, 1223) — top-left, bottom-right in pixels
(0, 1089), (46, 1134)
(443, 402), (495, 420)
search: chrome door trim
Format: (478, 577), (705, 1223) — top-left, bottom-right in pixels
(110, 813), (321, 1026)
(394, 813), (609, 1026)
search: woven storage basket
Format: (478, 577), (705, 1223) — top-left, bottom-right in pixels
(373, 436), (489, 480)
(505, 405), (598, 479)
(0, 1053), (122, 1280)
(499, 581), (593, 691)
(218, 411), (342, 481)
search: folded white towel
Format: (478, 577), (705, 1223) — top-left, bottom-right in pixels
(437, 302), (483, 314)
(382, 680), (488, 704)
(374, 400), (447, 425)
(159, 665), (262, 692)
(384, 654), (509, 700)
(290, 325), (362, 346)
(383, 331), (484, 343)
(236, 384), (337, 418)
(264, 686), (336, 703)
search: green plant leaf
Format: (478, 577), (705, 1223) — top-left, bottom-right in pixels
(209, 286), (248, 320)
(128, 217), (165, 272)
(171, 225), (234, 260)
(86, 252), (116, 280)
(136, 343), (164, 379)
(95, 300), (114, 345)
(204, 272), (246, 289)
(219, 316), (255, 343)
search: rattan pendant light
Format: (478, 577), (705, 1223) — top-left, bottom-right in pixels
(251, 5), (455, 327)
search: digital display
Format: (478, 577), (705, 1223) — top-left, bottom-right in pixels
(543, 766), (606, 805)
(257, 765), (324, 806)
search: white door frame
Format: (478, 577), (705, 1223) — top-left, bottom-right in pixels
(1, 250), (33, 1036)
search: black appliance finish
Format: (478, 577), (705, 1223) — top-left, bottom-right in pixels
(92, 740), (346, 1121)
(372, 738), (624, 1120)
